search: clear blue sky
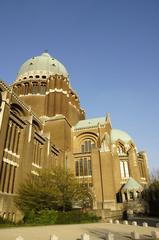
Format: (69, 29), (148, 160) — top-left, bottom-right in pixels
(0, 0), (159, 171)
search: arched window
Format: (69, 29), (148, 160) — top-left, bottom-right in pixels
(81, 140), (95, 153)
(117, 143), (125, 155)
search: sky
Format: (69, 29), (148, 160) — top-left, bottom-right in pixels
(0, 0), (159, 171)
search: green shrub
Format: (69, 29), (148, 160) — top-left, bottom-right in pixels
(24, 209), (57, 225)
(0, 216), (15, 227)
(143, 180), (159, 216)
(23, 210), (99, 225)
(55, 210), (99, 224)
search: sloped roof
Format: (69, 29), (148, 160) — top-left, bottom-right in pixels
(111, 129), (134, 144)
(74, 117), (105, 130)
(122, 177), (143, 192)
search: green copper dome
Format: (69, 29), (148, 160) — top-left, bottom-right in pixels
(16, 52), (69, 81)
(111, 129), (133, 144)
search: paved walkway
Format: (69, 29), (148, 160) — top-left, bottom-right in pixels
(0, 222), (158, 240)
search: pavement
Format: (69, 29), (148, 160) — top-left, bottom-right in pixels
(0, 222), (159, 240)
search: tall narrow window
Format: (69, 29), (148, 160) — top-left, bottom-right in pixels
(38, 147), (42, 166)
(75, 161), (79, 176)
(12, 125), (17, 153)
(24, 83), (29, 95)
(80, 159), (83, 176)
(33, 140), (38, 164)
(0, 162), (7, 192)
(40, 82), (46, 95)
(124, 161), (129, 177)
(81, 144), (84, 153)
(11, 166), (16, 193)
(138, 160), (145, 178)
(88, 141), (92, 152)
(4, 121), (12, 150)
(32, 82), (38, 94)
(84, 158), (87, 176)
(120, 160), (129, 178)
(17, 85), (21, 95)
(88, 159), (92, 176)
(7, 165), (12, 193)
(33, 138), (43, 166)
(120, 161), (125, 178)
(16, 131), (20, 154)
(85, 141), (88, 152)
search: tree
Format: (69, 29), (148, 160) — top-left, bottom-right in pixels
(73, 183), (93, 210)
(151, 169), (159, 182)
(143, 169), (159, 216)
(15, 167), (92, 214)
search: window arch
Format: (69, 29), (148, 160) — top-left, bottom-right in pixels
(10, 103), (25, 117)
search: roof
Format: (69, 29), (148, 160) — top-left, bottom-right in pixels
(122, 177), (143, 192)
(74, 117), (105, 130)
(111, 129), (133, 144)
(15, 52), (68, 81)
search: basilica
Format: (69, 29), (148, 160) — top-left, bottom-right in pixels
(0, 52), (149, 221)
